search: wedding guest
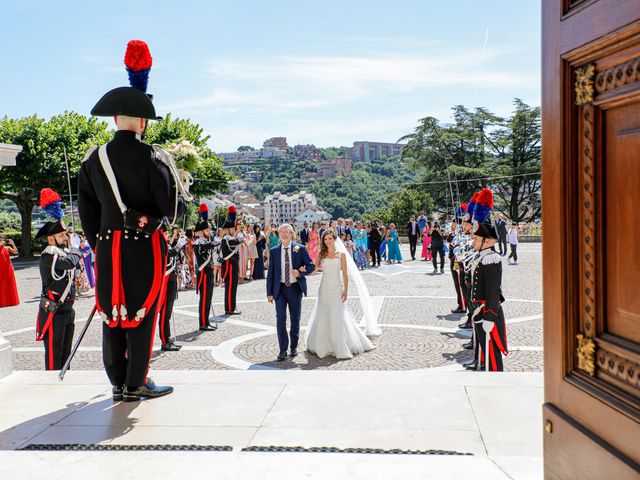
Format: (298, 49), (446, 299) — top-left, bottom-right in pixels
(421, 221), (432, 261)
(353, 222), (368, 270)
(508, 223), (520, 265)
(365, 222), (373, 267)
(308, 223), (320, 262)
(236, 221), (249, 283)
(185, 228), (196, 289)
(80, 236), (95, 289)
(268, 224), (280, 249)
(429, 222), (445, 273)
(299, 221), (310, 246)
(496, 217), (508, 256)
(386, 223), (403, 264)
(213, 227), (224, 286)
(253, 225), (267, 280)
(379, 225), (388, 261)
(369, 220), (382, 268)
(0, 235), (20, 307)
(406, 214), (421, 261)
(247, 225), (258, 280)
(344, 232), (355, 258)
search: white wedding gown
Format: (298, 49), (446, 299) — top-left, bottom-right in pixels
(305, 255), (376, 360)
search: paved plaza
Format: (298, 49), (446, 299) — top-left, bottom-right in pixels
(0, 244), (543, 479)
(2, 243), (542, 373)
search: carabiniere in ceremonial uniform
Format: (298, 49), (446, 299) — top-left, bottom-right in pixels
(35, 188), (82, 371)
(193, 203), (218, 331)
(78, 40), (187, 402)
(220, 206), (242, 315)
(466, 189), (509, 372)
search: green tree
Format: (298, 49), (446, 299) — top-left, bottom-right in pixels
(237, 145), (255, 151)
(0, 112), (111, 257)
(399, 100), (541, 221)
(376, 188), (434, 226)
(484, 99), (541, 222)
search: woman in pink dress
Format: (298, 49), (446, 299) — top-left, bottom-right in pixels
(0, 235), (20, 307)
(237, 222), (249, 284)
(421, 222), (432, 261)
(307, 223), (320, 262)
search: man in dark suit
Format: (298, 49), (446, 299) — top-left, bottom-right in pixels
(299, 221), (310, 246)
(266, 224), (315, 361)
(406, 215), (421, 260)
(496, 218), (508, 256)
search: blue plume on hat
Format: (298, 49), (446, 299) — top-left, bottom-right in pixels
(472, 188), (494, 224)
(39, 188), (64, 221)
(455, 202), (467, 218)
(124, 40), (152, 93)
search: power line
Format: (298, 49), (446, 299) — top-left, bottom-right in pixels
(192, 171), (541, 187)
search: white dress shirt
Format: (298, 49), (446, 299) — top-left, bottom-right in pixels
(280, 243), (297, 284)
(410, 221), (417, 235)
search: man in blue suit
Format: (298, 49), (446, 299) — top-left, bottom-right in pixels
(299, 221), (310, 246)
(267, 224), (316, 361)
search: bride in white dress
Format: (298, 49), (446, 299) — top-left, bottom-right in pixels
(305, 228), (377, 360)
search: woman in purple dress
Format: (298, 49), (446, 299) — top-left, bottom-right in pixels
(81, 238), (95, 289)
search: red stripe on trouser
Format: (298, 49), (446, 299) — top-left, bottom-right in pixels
(489, 339), (497, 371)
(131, 231), (166, 328)
(458, 271), (466, 309)
(200, 271), (207, 327)
(491, 325), (508, 355)
(47, 323), (54, 370)
(111, 231), (122, 321)
(227, 264), (233, 311)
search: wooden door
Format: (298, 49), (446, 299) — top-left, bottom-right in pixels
(543, 0), (640, 478)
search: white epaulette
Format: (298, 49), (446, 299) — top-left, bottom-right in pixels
(480, 250), (502, 265)
(42, 245), (67, 257)
(82, 146), (98, 162)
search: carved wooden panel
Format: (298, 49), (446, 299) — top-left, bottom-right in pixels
(570, 41), (640, 407)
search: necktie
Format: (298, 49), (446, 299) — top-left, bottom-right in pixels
(284, 247), (291, 287)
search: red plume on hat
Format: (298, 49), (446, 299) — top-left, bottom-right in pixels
(199, 202), (209, 221)
(472, 188), (494, 224)
(228, 205), (237, 224)
(124, 40), (153, 92)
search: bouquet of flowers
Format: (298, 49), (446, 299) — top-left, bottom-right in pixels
(166, 140), (202, 197)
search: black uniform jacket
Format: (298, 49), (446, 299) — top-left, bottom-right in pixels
(221, 235), (241, 262)
(78, 130), (185, 328)
(36, 246), (81, 339)
(193, 237), (216, 272)
(470, 248), (508, 355)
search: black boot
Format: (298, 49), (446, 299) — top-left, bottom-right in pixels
(199, 324), (217, 331)
(451, 307), (466, 314)
(123, 378), (174, 402)
(458, 320), (472, 329)
(161, 342), (181, 352)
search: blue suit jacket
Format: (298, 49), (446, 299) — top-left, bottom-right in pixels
(300, 228), (309, 245)
(266, 242), (316, 299)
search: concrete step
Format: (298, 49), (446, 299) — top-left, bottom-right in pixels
(0, 369), (543, 479)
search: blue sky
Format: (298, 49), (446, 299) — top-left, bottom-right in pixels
(1, 0), (540, 152)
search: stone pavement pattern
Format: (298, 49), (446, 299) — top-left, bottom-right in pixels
(2, 244), (542, 372)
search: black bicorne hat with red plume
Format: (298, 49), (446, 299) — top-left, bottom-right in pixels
(222, 205), (237, 229)
(91, 40), (161, 120)
(194, 203), (210, 232)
